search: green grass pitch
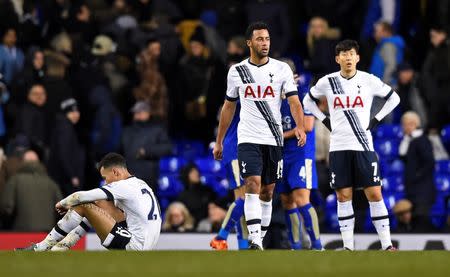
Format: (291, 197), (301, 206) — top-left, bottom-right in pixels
(1, 251), (449, 277)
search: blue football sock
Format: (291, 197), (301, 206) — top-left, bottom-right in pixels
(285, 208), (302, 250)
(236, 216), (248, 250)
(217, 198), (245, 240)
(299, 203), (322, 249)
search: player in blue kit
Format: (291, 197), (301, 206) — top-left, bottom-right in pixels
(277, 71), (323, 250)
(210, 102), (249, 250)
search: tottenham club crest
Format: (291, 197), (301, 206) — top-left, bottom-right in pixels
(269, 72), (274, 83)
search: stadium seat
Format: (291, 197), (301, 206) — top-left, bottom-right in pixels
(374, 124), (403, 140)
(430, 197), (447, 229)
(175, 140), (206, 161)
(441, 125), (450, 144)
(380, 159), (404, 177)
(374, 139), (400, 159)
(194, 157), (225, 176)
(200, 174), (229, 198)
(435, 160), (450, 174)
(434, 174), (450, 192)
(157, 175), (184, 199)
(382, 175), (404, 193)
(324, 194), (340, 232)
(159, 156), (187, 174)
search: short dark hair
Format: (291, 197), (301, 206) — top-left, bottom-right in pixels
(245, 22), (269, 40)
(335, 39), (360, 55)
(98, 153), (127, 170)
(376, 21), (394, 34)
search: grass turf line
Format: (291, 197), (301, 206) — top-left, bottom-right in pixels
(1, 251), (449, 277)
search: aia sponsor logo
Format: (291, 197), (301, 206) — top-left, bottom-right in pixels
(244, 85), (275, 98)
(333, 95), (364, 109)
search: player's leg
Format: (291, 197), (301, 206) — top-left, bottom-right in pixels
(294, 188), (322, 250)
(357, 151), (394, 250)
(280, 192), (302, 249)
(335, 187), (355, 250)
(51, 200), (125, 251)
(238, 143), (264, 249)
(211, 160), (247, 250)
(259, 182), (274, 240)
(364, 186), (393, 250)
(258, 145), (283, 242)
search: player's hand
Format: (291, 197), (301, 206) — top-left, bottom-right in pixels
(55, 202), (68, 215)
(322, 117), (332, 132)
(213, 142), (223, 161)
(72, 177), (80, 188)
(295, 127), (307, 147)
(367, 118), (380, 130)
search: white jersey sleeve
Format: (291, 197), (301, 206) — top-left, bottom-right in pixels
(369, 74), (393, 98)
(309, 76), (328, 99)
(281, 64), (298, 97)
(101, 181), (130, 201)
(225, 66), (239, 101)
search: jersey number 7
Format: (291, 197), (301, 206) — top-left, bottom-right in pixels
(141, 188), (159, 220)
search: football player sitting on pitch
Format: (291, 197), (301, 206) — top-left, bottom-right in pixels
(17, 153), (161, 251)
(304, 40), (400, 250)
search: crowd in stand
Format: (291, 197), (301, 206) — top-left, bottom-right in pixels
(0, 0), (449, 239)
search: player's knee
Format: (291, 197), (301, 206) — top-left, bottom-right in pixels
(336, 193), (351, 202)
(280, 194), (295, 210)
(259, 189), (273, 202)
(244, 178), (260, 194)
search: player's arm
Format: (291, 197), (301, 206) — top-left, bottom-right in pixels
(287, 95), (307, 146)
(56, 188), (109, 213)
(303, 93), (330, 131)
(214, 99), (237, 160)
(367, 75), (401, 130)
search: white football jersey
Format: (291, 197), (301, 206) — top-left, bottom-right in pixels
(101, 176), (161, 250)
(226, 58), (298, 146)
(309, 70), (393, 152)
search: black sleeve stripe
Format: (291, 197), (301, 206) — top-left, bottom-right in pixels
(384, 89), (394, 100)
(225, 95), (238, 102)
(308, 91), (320, 102)
(285, 91), (298, 98)
(100, 187), (114, 201)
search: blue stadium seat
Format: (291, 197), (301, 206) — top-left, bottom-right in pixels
(380, 159), (404, 177)
(435, 174), (450, 193)
(194, 157), (225, 176)
(374, 139), (399, 159)
(435, 160), (450, 174)
(374, 124), (403, 140)
(159, 156), (186, 174)
(382, 175), (404, 193)
(157, 175), (184, 199)
(200, 174), (229, 198)
(324, 194), (339, 232)
(175, 140), (206, 161)
(430, 197), (447, 229)
(441, 125), (450, 144)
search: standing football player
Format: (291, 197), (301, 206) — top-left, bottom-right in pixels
(303, 40), (400, 250)
(213, 22), (307, 250)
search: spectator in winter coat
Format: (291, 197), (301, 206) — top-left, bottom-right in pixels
(122, 101), (172, 191)
(48, 98), (85, 196)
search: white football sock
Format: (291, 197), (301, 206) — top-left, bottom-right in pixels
(260, 199), (272, 239)
(51, 218), (91, 251)
(369, 200), (392, 250)
(35, 210), (83, 251)
(245, 193), (262, 247)
(337, 200), (355, 250)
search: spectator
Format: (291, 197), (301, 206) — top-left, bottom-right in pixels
(162, 202), (195, 232)
(369, 21), (405, 86)
(421, 26), (450, 132)
(14, 84), (49, 158)
(196, 202), (227, 233)
(48, 98), (85, 196)
(0, 135), (29, 197)
(395, 63), (428, 126)
(177, 163), (217, 226)
(134, 38), (168, 121)
(0, 27), (24, 84)
(306, 16), (340, 81)
(0, 150), (62, 231)
(392, 199), (434, 233)
(122, 101), (172, 191)
(399, 111), (436, 227)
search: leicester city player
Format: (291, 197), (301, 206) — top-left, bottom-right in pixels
(277, 70), (323, 250)
(210, 102), (249, 250)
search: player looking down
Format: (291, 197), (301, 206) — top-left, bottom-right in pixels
(303, 39), (400, 250)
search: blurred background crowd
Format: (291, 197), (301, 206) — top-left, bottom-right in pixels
(0, 0), (449, 244)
